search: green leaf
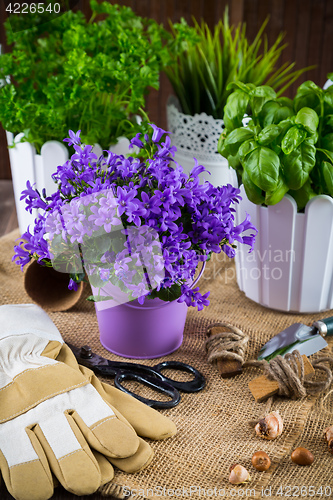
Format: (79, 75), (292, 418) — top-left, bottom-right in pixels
(250, 85), (277, 116)
(238, 139), (259, 162)
(226, 81), (255, 93)
(294, 81), (323, 113)
(220, 127), (255, 156)
(265, 177), (289, 205)
(87, 295), (114, 302)
(322, 161), (333, 197)
(259, 101), (281, 126)
(156, 283), (182, 302)
(223, 91), (249, 131)
(321, 133), (333, 152)
(282, 139), (316, 190)
(273, 106), (295, 123)
(288, 180), (317, 210)
(257, 124), (281, 145)
(317, 148), (333, 163)
(243, 146), (280, 191)
(295, 107), (319, 134)
(281, 126), (307, 154)
(242, 169), (265, 204)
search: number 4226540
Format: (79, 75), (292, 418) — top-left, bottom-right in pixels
(5, 3), (61, 14)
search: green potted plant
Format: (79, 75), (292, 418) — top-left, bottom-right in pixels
(164, 10), (312, 187)
(217, 77), (333, 313)
(0, 0), (196, 233)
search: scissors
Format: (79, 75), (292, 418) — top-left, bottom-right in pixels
(67, 343), (205, 409)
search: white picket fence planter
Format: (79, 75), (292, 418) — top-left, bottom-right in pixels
(166, 96), (238, 188)
(235, 184), (333, 313)
(6, 132), (131, 234)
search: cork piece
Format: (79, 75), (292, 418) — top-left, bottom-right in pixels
(249, 355), (315, 402)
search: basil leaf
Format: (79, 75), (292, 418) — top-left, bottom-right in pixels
(288, 180), (317, 211)
(243, 146), (280, 191)
(223, 90), (249, 131)
(239, 140), (259, 162)
(227, 152), (242, 171)
(294, 81), (323, 113)
(242, 169), (265, 205)
(250, 86), (277, 116)
(322, 161), (333, 197)
(282, 139), (316, 190)
(281, 126), (307, 154)
(221, 128), (255, 156)
(324, 87), (333, 114)
(226, 82), (255, 94)
(321, 133), (333, 152)
(273, 105), (294, 123)
(257, 124), (281, 146)
(324, 114), (333, 129)
(276, 96), (294, 108)
(295, 107), (319, 134)
(265, 177), (289, 205)
(259, 101), (281, 127)
(317, 148), (333, 162)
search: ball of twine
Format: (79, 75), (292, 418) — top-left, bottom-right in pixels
(205, 322), (249, 365)
(246, 350), (333, 399)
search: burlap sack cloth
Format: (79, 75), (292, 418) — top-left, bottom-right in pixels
(1, 229), (333, 500)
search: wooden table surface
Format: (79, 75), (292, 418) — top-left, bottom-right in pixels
(0, 180), (114, 499)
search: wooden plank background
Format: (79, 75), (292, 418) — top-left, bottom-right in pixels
(0, 0), (332, 180)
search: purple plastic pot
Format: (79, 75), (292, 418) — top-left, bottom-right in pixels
(94, 263), (205, 359)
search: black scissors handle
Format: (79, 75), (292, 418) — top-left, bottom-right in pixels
(114, 372), (181, 409)
(153, 361), (206, 393)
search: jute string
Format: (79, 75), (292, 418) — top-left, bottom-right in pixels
(205, 322), (249, 363)
(245, 352), (333, 398)
(206, 323), (333, 400)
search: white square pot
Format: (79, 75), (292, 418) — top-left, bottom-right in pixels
(235, 185), (333, 313)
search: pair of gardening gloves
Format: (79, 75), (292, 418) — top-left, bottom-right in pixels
(0, 304), (177, 500)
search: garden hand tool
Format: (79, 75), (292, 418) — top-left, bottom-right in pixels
(0, 304), (177, 500)
(67, 343), (205, 409)
(258, 316), (333, 361)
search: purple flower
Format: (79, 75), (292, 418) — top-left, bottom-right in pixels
(129, 133), (144, 149)
(63, 130), (81, 147)
(72, 144), (97, 166)
(13, 124), (257, 311)
(149, 123), (169, 143)
(68, 278), (79, 291)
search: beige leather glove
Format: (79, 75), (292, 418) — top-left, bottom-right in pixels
(0, 304), (176, 500)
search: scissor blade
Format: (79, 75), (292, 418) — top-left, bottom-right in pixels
(258, 324), (328, 361)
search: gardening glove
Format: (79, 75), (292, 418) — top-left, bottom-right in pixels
(56, 347), (178, 472)
(0, 304), (142, 500)
(0, 304), (177, 499)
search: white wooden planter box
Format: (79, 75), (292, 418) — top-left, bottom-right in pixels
(235, 184), (333, 313)
(166, 96), (238, 188)
(6, 132), (131, 235)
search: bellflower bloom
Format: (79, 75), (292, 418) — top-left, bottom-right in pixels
(63, 130), (81, 147)
(13, 125), (257, 310)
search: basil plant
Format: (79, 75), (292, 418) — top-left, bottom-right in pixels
(218, 75), (333, 210)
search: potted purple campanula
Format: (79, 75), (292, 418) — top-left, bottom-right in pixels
(13, 124), (257, 358)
